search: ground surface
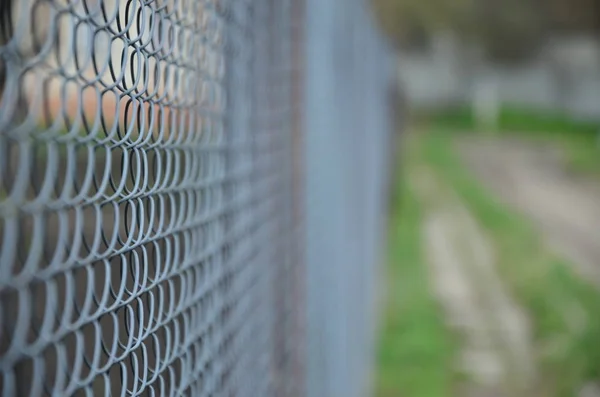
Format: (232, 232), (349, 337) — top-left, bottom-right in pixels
(376, 131), (600, 397)
(458, 136), (600, 286)
(411, 166), (535, 397)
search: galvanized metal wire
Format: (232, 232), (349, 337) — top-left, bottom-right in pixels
(0, 0), (395, 396)
(0, 0), (303, 396)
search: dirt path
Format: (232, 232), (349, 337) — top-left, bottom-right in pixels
(411, 167), (535, 397)
(458, 137), (600, 287)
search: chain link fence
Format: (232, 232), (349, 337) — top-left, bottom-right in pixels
(0, 0), (395, 396)
(303, 2), (395, 396)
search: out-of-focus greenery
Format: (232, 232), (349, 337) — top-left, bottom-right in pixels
(371, 0), (473, 46)
(421, 131), (600, 396)
(372, 0), (600, 63)
(375, 140), (458, 397)
(372, 0), (545, 62)
(375, 123), (600, 396)
(420, 105), (599, 135)
(418, 105), (600, 176)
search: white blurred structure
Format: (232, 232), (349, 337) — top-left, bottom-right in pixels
(398, 33), (600, 121)
(473, 78), (499, 130)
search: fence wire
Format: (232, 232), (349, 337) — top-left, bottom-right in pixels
(303, 2), (395, 396)
(0, 0), (394, 396)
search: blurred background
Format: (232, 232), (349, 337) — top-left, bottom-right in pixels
(2, 0), (600, 396)
(377, 0), (600, 119)
(372, 0), (600, 396)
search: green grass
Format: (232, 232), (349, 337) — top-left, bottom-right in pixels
(375, 148), (458, 397)
(421, 131), (600, 397)
(419, 105), (600, 176)
(423, 105), (598, 135)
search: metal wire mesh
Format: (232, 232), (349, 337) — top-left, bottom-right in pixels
(0, 0), (303, 396)
(0, 0), (394, 396)
(302, 1), (395, 396)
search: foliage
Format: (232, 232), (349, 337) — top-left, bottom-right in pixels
(375, 141), (458, 397)
(372, 0), (600, 63)
(422, 132), (600, 396)
(420, 105), (600, 175)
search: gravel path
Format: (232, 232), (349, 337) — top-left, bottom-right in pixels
(411, 168), (535, 397)
(458, 137), (600, 287)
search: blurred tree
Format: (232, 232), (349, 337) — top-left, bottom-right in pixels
(372, 0), (600, 63)
(545, 0), (600, 33)
(372, 0), (473, 49)
(474, 0), (546, 63)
